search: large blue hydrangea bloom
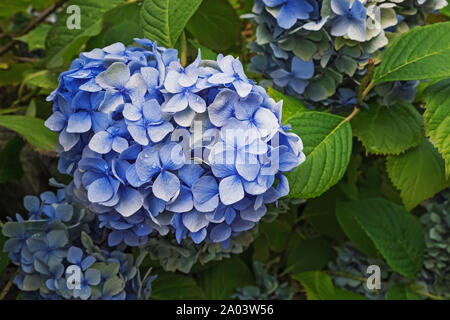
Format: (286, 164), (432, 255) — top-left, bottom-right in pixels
(45, 39), (305, 248)
(2, 183), (155, 300)
(245, 0), (446, 110)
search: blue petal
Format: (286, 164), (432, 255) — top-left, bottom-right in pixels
(45, 112), (66, 131)
(182, 210), (209, 232)
(67, 246), (83, 264)
(192, 176), (219, 203)
(96, 62), (130, 89)
(207, 89), (238, 127)
(128, 123), (150, 146)
(112, 136), (129, 153)
(178, 164), (205, 187)
(87, 177), (115, 203)
(166, 186), (193, 213)
(159, 143), (185, 170)
(190, 228), (207, 244)
(153, 171), (180, 202)
(162, 93), (188, 113)
(24, 196), (40, 212)
(219, 175), (244, 205)
(108, 231), (123, 246)
(147, 122), (174, 143)
(136, 147), (161, 181)
(292, 57), (314, 79)
(115, 187), (143, 217)
(210, 224), (231, 242)
(89, 131), (113, 154)
(331, 0), (349, 15)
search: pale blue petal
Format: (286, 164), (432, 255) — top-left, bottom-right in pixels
(96, 62), (130, 89)
(210, 224), (231, 242)
(89, 131), (113, 154)
(219, 175), (244, 205)
(153, 171), (180, 202)
(87, 177), (114, 203)
(182, 210), (209, 233)
(115, 187), (143, 217)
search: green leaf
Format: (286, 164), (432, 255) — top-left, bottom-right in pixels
(45, 0), (125, 68)
(286, 238), (333, 274)
(336, 201), (379, 258)
(342, 198), (425, 279)
(373, 22), (450, 83)
(422, 79), (450, 178)
(19, 70), (58, 96)
(140, 0), (203, 48)
(302, 187), (347, 240)
(351, 103), (424, 155)
(151, 273), (205, 300)
(87, 2), (143, 48)
(188, 39), (217, 60)
(287, 112), (353, 199)
(293, 271), (367, 300)
(0, 136), (24, 183)
(386, 284), (423, 300)
(15, 24), (51, 51)
(0, 0), (28, 18)
(259, 219), (291, 252)
(198, 256), (253, 299)
(386, 139), (449, 211)
(267, 87), (308, 124)
(0, 63), (32, 87)
(252, 236), (270, 262)
(441, 4), (450, 17)
(186, 0), (241, 52)
(0, 116), (57, 153)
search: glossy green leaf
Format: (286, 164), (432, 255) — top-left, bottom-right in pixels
(45, 0), (125, 68)
(422, 79), (450, 178)
(351, 103), (424, 155)
(386, 139), (449, 210)
(336, 201), (379, 258)
(286, 238), (333, 274)
(302, 187), (347, 240)
(16, 24), (51, 51)
(293, 271), (367, 300)
(198, 256), (253, 299)
(386, 284), (423, 300)
(0, 115), (57, 153)
(342, 198), (425, 279)
(186, 0), (241, 52)
(151, 273), (205, 300)
(373, 22), (450, 83)
(267, 87), (308, 124)
(140, 0), (202, 48)
(287, 112), (353, 199)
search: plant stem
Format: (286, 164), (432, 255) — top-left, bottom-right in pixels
(0, 271), (18, 300)
(343, 106), (360, 123)
(0, 0), (67, 57)
(180, 31), (187, 67)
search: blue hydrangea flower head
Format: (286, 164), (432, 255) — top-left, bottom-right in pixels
(245, 0), (446, 109)
(330, 0), (367, 42)
(2, 184), (156, 300)
(45, 39), (306, 248)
